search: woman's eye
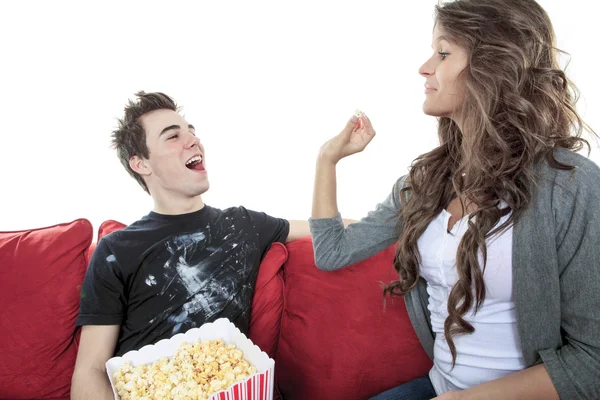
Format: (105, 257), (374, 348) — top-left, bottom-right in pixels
(439, 52), (450, 59)
(169, 134), (178, 140)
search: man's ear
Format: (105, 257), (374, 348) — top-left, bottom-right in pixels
(129, 155), (151, 177)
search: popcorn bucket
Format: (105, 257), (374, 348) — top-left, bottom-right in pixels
(106, 318), (275, 400)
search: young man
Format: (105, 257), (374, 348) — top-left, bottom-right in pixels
(71, 92), (311, 399)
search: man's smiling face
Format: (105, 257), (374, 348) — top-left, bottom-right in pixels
(133, 109), (209, 200)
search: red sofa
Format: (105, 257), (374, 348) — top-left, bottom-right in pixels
(0, 219), (432, 400)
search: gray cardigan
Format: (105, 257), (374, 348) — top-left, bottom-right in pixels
(309, 148), (600, 399)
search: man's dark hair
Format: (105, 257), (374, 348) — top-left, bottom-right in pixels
(111, 91), (179, 193)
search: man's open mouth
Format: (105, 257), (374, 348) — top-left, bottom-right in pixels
(185, 155), (205, 171)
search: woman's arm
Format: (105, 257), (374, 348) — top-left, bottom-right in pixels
(312, 112), (375, 219)
(310, 113), (406, 270)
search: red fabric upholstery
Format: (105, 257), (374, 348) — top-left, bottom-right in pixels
(248, 242), (288, 359)
(0, 219), (93, 399)
(276, 237), (433, 400)
(248, 243), (288, 400)
(97, 219), (126, 240)
(85, 219), (126, 264)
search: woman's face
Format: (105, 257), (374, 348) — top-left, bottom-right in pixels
(419, 24), (469, 119)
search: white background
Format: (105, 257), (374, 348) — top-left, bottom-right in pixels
(1, 0), (598, 237)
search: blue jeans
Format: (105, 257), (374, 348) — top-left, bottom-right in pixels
(369, 375), (437, 400)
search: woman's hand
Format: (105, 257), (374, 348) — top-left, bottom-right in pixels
(319, 111), (376, 165)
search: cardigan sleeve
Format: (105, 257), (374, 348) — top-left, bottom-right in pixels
(308, 176), (406, 271)
(538, 155), (600, 399)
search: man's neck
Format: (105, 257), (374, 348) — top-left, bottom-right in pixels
(152, 195), (205, 216)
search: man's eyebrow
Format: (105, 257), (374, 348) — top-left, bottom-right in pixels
(159, 124), (195, 136)
(159, 124), (181, 136)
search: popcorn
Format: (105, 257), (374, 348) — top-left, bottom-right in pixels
(113, 339), (257, 400)
(354, 109), (364, 128)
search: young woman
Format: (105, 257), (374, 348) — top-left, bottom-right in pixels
(310, 0), (600, 399)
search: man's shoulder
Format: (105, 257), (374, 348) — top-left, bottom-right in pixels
(215, 205), (257, 219)
(212, 206), (286, 235)
(94, 215), (163, 259)
(99, 216), (152, 241)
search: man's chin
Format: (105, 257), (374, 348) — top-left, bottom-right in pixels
(195, 183), (210, 196)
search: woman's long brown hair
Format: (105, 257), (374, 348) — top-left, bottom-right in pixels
(384, 0), (594, 366)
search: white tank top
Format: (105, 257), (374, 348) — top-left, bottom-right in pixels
(417, 209), (527, 394)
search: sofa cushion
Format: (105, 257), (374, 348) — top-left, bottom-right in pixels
(98, 219), (126, 239)
(0, 219), (93, 399)
(85, 219), (127, 264)
(276, 237), (433, 400)
(248, 242), (288, 359)
(97, 220), (287, 360)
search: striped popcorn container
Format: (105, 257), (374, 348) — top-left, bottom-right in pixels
(106, 318), (274, 400)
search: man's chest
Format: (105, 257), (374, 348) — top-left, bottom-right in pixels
(123, 225), (262, 313)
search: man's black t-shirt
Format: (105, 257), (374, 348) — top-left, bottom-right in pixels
(76, 205), (289, 356)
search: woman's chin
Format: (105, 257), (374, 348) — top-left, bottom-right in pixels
(422, 103), (453, 118)
(422, 107), (442, 117)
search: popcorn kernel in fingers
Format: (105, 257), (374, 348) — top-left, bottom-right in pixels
(354, 109), (364, 128)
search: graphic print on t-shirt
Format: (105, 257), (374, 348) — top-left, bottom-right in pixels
(146, 216), (258, 335)
(76, 205), (289, 356)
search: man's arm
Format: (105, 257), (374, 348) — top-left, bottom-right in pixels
(71, 325), (120, 400)
(286, 219), (356, 242)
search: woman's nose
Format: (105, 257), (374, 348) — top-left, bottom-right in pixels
(419, 58), (434, 77)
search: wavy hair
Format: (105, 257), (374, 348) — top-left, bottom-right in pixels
(384, 0), (594, 366)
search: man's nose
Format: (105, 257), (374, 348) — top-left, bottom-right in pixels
(185, 133), (200, 148)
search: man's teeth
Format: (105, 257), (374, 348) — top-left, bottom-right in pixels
(185, 155), (203, 165)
